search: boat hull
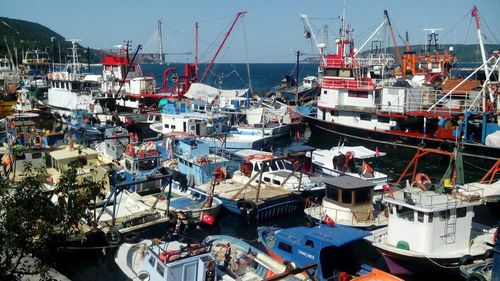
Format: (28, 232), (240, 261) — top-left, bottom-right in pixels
(304, 114), (500, 160)
(220, 194), (301, 220)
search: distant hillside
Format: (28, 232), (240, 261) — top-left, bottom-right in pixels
(0, 17), (102, 64)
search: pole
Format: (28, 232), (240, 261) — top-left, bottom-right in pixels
(194, 22), (199, 78)
(87, 47), (91, 73)
(471, 6), (490, 78)
(295, 51), (300, 105)
(158, 20), (165, 64)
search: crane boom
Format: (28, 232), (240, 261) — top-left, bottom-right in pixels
(384, 10), (401, 66)
(200, 11), (246, 83)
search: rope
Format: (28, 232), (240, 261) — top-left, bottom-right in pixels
(424, 255), (461, 269)
(463, 160), (489, 172)
(478, 10), (500, 45)
(241, 15), (253, 92)
(58, 244), (120, 250)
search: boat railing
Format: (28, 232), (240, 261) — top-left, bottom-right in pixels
(377, 88), (481, 117)
(386, 187), (483, 209)
(151, 243), (212, 264)
(322, 77), (375, 90)
(321, 203), (387, 225)
(325, 57), (387, 68)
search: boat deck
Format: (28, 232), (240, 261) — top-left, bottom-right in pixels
(209, 180), (293, 201)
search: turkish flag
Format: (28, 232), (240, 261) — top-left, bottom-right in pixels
(322, 214), (335, 226)
(375, 147), (380, 157)
(201, 212), (215, 225)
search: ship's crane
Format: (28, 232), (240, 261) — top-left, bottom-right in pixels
(300, 14), (327, 68)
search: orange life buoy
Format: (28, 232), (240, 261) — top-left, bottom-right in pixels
(159, 250), (180, 263)
(415, 173), (431, 191)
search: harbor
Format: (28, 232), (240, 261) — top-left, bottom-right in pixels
(1, 1), (500, 281)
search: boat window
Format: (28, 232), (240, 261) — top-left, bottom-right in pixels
(396, 206), (414, 221)
(388, 204), (393, 215)
(339, 69), (352, 78)
(156, 262), (164, 277)
(325, 69), (339, 77)
(269, 162), (279, 171)
(456, 208), (466, 218)
(125, 160), (132, 170)
(348, 91), (369, 98)
(273, 179), (281, 185)
(148, 256), (155, 266)
(138, 159), (157, 171)
(417, 211), (424, 223)
(31, 152), (42, 159)
(325, 186), (339, 201)
(359, 113), (371, 121)
(171, 125), (176, 129)
(277, 242), (292, 253)
(377, 116), (390, 123)
(439, 210), (450, 221)
(354, 189), (371, 203)
(276, 161), (285, 170)
(15, 152), (26, 160)
(341, 190), (352, 204)
(254, 163), (260, 172)
(305, 239), (314, 248)
(263, 177), (271, 183)
(164, 124), (170, 129)
(428, 212), (433, 223)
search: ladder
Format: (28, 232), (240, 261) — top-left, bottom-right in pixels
(442, 199), (457, 244)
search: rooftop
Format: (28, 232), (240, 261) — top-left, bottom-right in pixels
(323, 176), (375, 190)
(276, 224), (369, 248)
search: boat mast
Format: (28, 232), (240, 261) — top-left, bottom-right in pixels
(471, 6), (490, 78)
(158, 20), (165, 64)
(300, 14), (327, 68)
(194, 22), (199, 78)
(200, 11), (247, 83)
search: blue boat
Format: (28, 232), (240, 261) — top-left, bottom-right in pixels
(258, 224), (400, 281)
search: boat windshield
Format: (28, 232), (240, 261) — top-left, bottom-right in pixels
(138, 158), (157, 171)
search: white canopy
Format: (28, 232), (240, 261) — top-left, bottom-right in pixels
(184, 82), (248, 100)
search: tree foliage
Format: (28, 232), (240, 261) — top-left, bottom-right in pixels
(0, 157), (106, 281)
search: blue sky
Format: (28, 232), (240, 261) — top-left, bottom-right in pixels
(3, 0), (500, 63)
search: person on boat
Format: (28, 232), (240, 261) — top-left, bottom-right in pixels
(223, 243), (232, 268)
(333, 151), (357, 174)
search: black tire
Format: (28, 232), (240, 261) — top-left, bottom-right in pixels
(105, 227), (122, 246)
(166, 210), (178, 225)
(482, 249), (494, 260)
(237, 199), (257, 219)
(466, 272), (487, 281)
(460, 254), (473, 266)
(123, 232), (140, 243)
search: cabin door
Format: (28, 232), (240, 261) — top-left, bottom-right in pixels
(196, 123), (201, 135)
(183, 121), (187, 133)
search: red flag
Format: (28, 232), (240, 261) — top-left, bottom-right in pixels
(362, 161), (374, 175)
(201, 212), (215, 225)
(375, 147), (380, 157)
(322, 214), (335, 226)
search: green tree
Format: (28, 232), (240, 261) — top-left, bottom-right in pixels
(0, 156), (106, 281)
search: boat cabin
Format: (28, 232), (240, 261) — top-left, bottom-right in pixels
(383, 188), (481, 255)
(115, 142), (162, 193)
(176, 138), (229, 186)
(94, 126), (130, 161)
(140, 242), (214, 281)
(47, 147), (109, 189)
(264, 225), (369, 281)
(322, 176), (376, 225)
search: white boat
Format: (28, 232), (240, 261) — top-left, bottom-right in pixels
(312, 145), (388, 191)
(366, 185), (495, 275)
(304, 176), (389, 229)
(115, 239), (216, 281)
(232, 149), (325, 194)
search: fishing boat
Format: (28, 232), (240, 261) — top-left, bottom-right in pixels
(298, 9), (500, 160)
(304, 176), (389, 229)
(47, 40), (114, 119)
(0, 57), (20, 118)
(275, 75), (319, 105)
(114, 239), (216, 281)
(311, 145), (388, 191)
(204, 235), (308, 280)
(258, 224), (402, 281)
(232, 148), (325, 195)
